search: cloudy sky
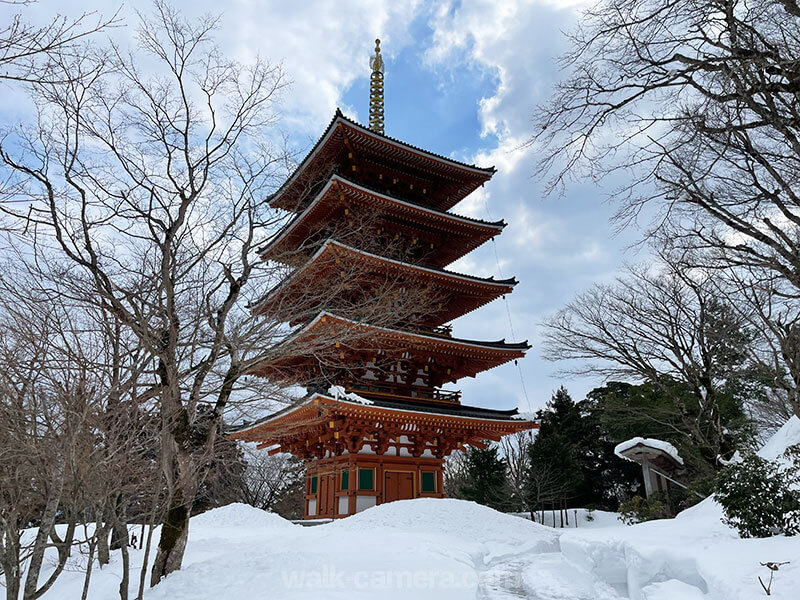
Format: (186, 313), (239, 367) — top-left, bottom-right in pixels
(2, 0), (646, 413)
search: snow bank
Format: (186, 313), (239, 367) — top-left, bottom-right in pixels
(614, 437), (684, 465)
(331, 498), (559, 557)
(560, 503), (800, 599)
(142, 498), (559, 600)
(190, 502), (296, 532)
(758, 415), (800, 460)
(561, 418), (800, 600)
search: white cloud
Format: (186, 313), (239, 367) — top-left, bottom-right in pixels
(227, 0), (423, 133)
(0, 0), (423, 137)
(0, 0), (634, 410)
(423, 0), (635, 408)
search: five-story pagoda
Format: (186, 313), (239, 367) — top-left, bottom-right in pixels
(230, 40), (535, 519)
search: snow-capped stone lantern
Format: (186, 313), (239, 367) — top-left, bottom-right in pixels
(614, 438), (685, 498)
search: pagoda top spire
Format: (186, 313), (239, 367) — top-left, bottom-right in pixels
(369, 38), (385, 135)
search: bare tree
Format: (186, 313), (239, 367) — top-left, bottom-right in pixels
(0, 2), (439, 585)
(0, 260), (159, 600)
(500, 430), (534, 513)
(0, 2), (117, 85)
(442, 450), (469, 499)
(236, 447), (303, 512)
(541, 253), (755, 465)
(721, 265), (800, 427)
(526, 456), (572, 525)
(534, 0), (800, 292)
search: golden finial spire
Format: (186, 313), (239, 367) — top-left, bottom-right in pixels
(369, 38), (385, 135)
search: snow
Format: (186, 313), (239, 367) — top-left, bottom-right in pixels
(188, 502), (297, 532)
(561, 420), (800, 600)
(757, 415), (800, 460)
(511, 508), (623, 529)
(9, 419), (800, 600)
(614, 437), (684, 466)
(328, 384), (374, 405)
(145, 499), (559, 600)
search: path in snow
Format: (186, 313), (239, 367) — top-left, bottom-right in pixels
(478, 550), (624, 600)
(478, 557), (531, 599)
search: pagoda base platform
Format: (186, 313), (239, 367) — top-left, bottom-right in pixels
(304, 453), (444, 519)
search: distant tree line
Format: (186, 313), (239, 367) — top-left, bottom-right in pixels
(447, 377), (755, 521)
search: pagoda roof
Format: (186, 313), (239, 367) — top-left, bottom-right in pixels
(248, 311), (530, 385)
(259, 174), (504, 268)
(252, 239), (516, 325)
(269, 110), (495, 212)
(228, 392), (536, 452)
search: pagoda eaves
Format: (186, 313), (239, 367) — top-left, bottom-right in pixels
(236, 49), (533, 520)
(248, 310), (529, 387)
(260, 174), (505, 269)
(252, 239), (517, 327)
(269, 110), (496, 213)
(230, 392), (534, 459)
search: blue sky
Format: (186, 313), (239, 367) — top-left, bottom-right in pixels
(1, 0), (647, 412)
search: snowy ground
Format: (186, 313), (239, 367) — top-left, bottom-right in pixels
(511, 507), (623, 529)
(11, 417), (800, 600)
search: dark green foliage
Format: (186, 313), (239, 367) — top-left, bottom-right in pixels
(618, 493), (671, 525)
(461, 445), (509, 510)
(713, 448), (800, 538)
(526, 387), (642, 511)
(589, 379), (752, 486)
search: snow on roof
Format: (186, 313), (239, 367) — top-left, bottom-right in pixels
(328, 385), (374, 405)
(614, 437), (684, 466)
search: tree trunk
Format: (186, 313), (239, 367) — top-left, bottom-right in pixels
(4, 568), (20, 600)
(118, 531), (129, 600)
(80, 542), (95, 600)
(26, 520), (76, 600)
(96, 502), (111, 567)
(149, 491), (191, 587)
(110, 496), (127, 551)
(149, 443), (197, 588)
(0, 529), (21, 600)
(96, 521), (110, 567)
(137, 518), (157, 600)
(23, 458), (65, 599)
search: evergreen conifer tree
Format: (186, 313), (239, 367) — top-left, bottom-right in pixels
(461, 445), (509, 510)
(527, 387), (641, 511)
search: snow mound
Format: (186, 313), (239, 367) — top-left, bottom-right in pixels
(758, 415), (800, 460)
(614, 437), (684, 465)
(640, 579), (705, 599)
(190, 502), (295, 531)
(331, 498), (557, 548)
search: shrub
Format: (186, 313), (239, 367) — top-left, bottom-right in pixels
(713, 447), (800, 538)
(618, 493), (671, 525)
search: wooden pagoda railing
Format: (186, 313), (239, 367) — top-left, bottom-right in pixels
(344, 385), (462, 405)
